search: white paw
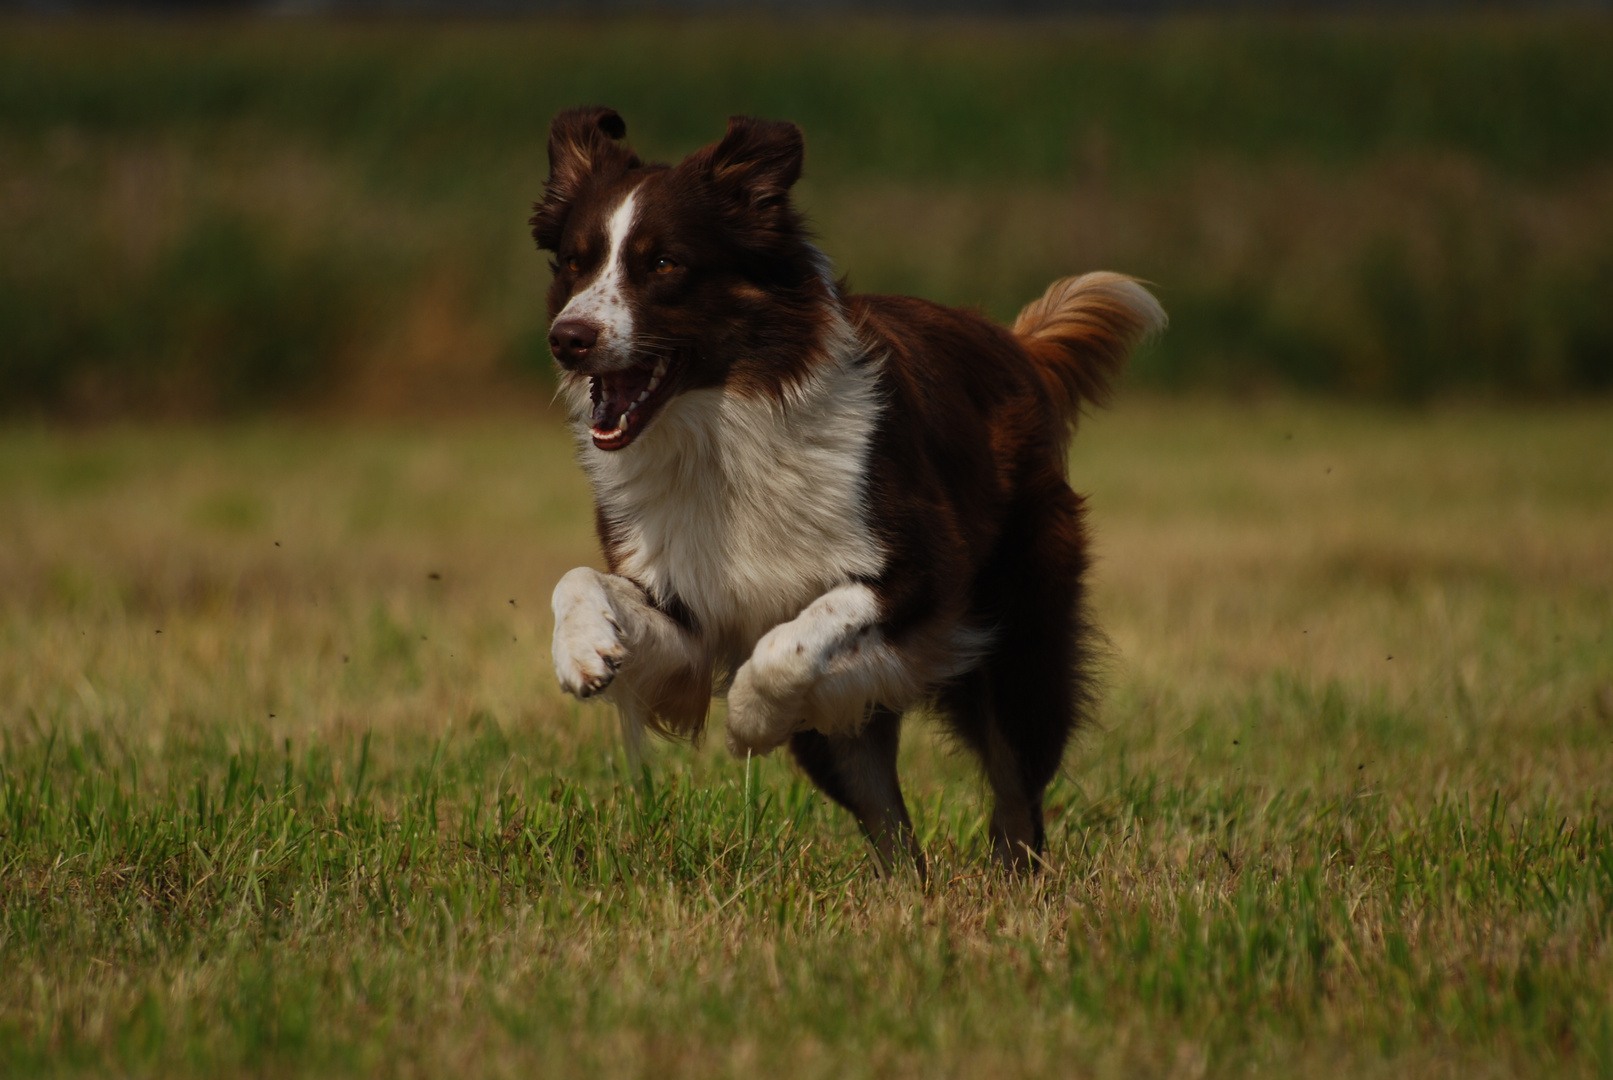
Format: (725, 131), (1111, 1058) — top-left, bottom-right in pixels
(553, 606), (624, 698)
(551, 569), (628, 699)
(724, 666), (792, 757)
(723, 627), (816, 757)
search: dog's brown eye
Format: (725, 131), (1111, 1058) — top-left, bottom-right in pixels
(564, 255), (581, 273)
(653, 256), (677, 273)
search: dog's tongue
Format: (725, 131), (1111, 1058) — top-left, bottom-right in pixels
(589, 368), (653, 434)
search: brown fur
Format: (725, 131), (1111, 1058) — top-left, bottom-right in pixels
(536, 109), (1164, 869)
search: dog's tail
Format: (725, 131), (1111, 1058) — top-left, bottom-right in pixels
(1012, 273), (1165, 414)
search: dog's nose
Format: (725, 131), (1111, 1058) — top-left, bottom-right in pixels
(549, 319), (600, 366)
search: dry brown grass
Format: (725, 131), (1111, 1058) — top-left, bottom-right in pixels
(3, 399), (1608, 799)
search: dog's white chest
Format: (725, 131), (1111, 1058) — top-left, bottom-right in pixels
(580, 355), (885, 649)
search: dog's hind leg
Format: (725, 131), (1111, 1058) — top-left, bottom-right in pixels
(978, 709), (1053, 871)
(940, 673), (1046, 871)
(788, 706), (924, 878)
(953, 489), (1093, 871)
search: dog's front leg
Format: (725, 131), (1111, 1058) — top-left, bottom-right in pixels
(551, 567), (708, 728)
(726, 583), (916, 757)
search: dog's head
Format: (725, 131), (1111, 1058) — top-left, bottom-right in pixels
(532, 107), (832, 451)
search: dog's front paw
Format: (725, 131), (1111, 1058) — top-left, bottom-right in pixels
(551, 569), (628, 699)
(724, 630), (815, 757)
(553, 609), (625, 698)
(724, 664), (792, 757)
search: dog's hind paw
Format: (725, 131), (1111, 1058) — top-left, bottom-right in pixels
(551, 568), (628, 699)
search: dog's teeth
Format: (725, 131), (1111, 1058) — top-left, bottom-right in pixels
(636, 390), (649, 403)
(646, 376), (660, 392)
(653, 360), (667, 378)
(616, 413), (628, 432)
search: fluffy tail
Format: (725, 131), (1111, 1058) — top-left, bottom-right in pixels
(1012, 272), (1166, 413)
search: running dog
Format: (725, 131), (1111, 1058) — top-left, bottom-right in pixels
(538, 107), (1163, 870)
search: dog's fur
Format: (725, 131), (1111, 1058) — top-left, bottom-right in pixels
(537, 107), (1164, 870)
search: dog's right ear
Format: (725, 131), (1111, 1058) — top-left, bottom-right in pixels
(530, 107), (639, 251)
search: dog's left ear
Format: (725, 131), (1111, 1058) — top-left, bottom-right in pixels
(531, 106), (639, 251)
(704, 116), (804, 214)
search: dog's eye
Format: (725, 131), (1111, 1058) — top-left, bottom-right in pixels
(563, 255), (581, 273)
(653, 256), (677, 273)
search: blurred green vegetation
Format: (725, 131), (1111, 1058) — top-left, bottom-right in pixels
(2, 16), (1612, 414)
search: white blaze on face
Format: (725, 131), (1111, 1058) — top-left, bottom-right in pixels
(554, 188), (640, 368)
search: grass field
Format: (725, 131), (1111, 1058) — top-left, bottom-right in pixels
(2, 401), (1611, 1077)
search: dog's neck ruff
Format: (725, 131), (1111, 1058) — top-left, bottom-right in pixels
(574, 312), (885, 653)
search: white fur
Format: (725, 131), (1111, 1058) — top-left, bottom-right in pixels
(551, 566), (627, 699)
(576, 313), (885, 658)
(726, 583), (913, 755)
(551, 565), (708, 767)
(553, 188), (639, 366)
(552, 285), (983, 756)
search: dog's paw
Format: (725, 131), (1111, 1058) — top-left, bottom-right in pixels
(724, 634), (814, 757)
(553, 609), (625, 698)
(724, 671), (790, 758)
(551, 569), (628, 699)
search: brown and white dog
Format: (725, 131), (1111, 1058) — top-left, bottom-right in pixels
(538, 107), (1163, 871)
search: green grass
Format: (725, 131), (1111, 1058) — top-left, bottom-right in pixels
(6, 17), (1612, 179)
(2, 401), (1610, 1077)
(2, 15), (1612, 413)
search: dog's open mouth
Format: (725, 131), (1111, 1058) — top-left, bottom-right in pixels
(588, 352), (683, 451)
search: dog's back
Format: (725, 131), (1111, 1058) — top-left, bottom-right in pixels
(849, 275), (1163, 636)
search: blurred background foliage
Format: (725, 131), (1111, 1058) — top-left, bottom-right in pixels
(2, 15), (1611, 416)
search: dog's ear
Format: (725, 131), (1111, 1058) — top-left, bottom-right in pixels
(530, 106), (638, 251)
(703, 116), (804, 214)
